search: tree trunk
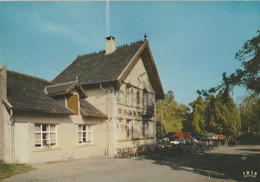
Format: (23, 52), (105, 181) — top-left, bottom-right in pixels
(160, 111), (167, 134)
(224, 136), (231, 145)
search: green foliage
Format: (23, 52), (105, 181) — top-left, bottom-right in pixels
(0, 161), (35, 180)
(206, 91), (241, 141)
(201, 30), (260, 96)
(156, 90), (190, 133)
(189, 96), (206, 132)
(187, 91), (241, 144)
(239, 93), (260, 134)
(197, 30), (260, 143)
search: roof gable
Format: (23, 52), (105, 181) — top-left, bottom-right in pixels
(45, 81), (88, 98)
(118, 41), (164, 99)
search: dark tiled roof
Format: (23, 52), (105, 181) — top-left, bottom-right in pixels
(45, 81), (76, 95)
(53, 41), (145, 85)
(7, 71), (74, 114)
(80, 99), (107, 119)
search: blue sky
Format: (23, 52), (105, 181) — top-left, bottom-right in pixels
(0, 1), (260, 105)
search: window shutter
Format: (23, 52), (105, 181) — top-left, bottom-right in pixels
(67, 95), (79, 115)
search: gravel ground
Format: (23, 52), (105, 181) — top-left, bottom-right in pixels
(3, 145), (260, 182)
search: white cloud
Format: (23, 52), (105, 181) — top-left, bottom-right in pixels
(37, 21), (88, 45)
(28, 10), (88, 46)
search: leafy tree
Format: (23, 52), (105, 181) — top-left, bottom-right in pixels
(189, 96), (206, 132)
(239, 93), (260, 134)
(201, 30), (260, 96)
(156, 91), (189, 133)
(206, 91), (241, 144)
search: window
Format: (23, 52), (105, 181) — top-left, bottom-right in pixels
(143, 89), (148, 112)
(78, 125), (93, 144)
(126, 86), (133, 105)
(126, 120), (133, 139)
(67, 94), (79, 115)
(34, 124), (56, 148)
(143, 90), (148, 106)
(136, 90), (140, 105)
(143, 121), (148, 138)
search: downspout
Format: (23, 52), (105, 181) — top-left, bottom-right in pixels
(99, 84), (109, 156)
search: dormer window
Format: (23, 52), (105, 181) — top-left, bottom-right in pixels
(67, 94), (79, 115)
(45, 81), (88, 116)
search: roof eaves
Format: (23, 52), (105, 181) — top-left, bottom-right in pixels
(46, 81), (88, 98)
(2, 99), (13, 110)
(145, 43), (165, 99)
(45, 81), (75, 96)
(117, 41), (147, 83)
(45, 81), (75, 89)
(47, 91), (67, 97)
(80, 109), (107, 119)
(81, 80), (117, 87)
(67, 82), (88, 98)
(13, 107), (75, 115)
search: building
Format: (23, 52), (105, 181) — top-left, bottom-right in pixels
(0, 36), (164, 164)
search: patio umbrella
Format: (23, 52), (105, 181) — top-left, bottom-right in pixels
(210, 132), (218, 139)
(201, 133), (214, 139)
(218, 134), (226, 140)
(164, 132), (176, 138)
(172, 132), (192, 139)
(189, 132), (202, 139)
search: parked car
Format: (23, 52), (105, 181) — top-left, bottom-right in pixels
(170, 139), (179, 145)
(170, 139), (186, 145)
(178, 139), (186, 144)
(162, 137), (170, 143)
(185, 138), (199, 144)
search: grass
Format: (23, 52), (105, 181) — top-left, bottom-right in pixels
(0, 161), (35, 180)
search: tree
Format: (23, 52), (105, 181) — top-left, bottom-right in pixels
(189, 96), (206, 132)
(206, 91), (241, 144)
(156, 91), (189, 133)
(239, 93), (260, 134)
(201, 30), (260, 96)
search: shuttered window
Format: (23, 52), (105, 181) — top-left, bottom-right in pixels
(67, 95), (79, 115)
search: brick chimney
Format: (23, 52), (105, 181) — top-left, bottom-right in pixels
(105, 36), (116, 55)
(0, 65), (7, 99)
